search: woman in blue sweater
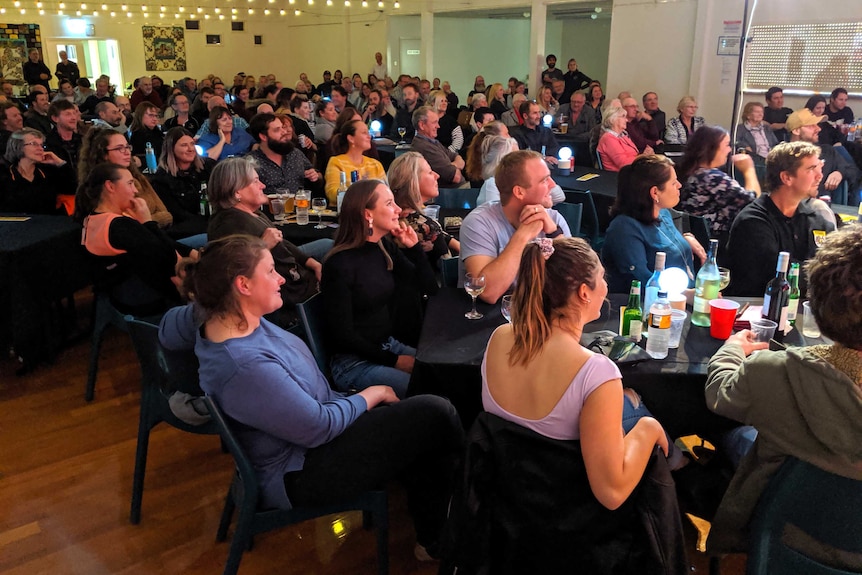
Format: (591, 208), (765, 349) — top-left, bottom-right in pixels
(602, 155), (704, 293)
(158, 235), (462, 558)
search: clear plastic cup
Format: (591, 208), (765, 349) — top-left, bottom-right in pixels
(270, 197), (285, 221)
(802, 301), (821, 338)
(750, 318), (777, 343)
(668, 309), (686, 348)
(424, 204), (440, 221)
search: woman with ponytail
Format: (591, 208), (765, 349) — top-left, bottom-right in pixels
(75, 162), (194, 316)
(321, 179), (438, 398)
(159, 234), (463, 559)
(482, 236), (681, 510)
(322, 119), (386, 205)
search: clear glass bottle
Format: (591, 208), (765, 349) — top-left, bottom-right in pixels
(336, 171), (348, 213)
(622, 280), (643, 342)
(646, 291), (671, 359)
(691, 239), (721, 327)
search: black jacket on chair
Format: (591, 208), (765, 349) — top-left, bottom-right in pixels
(439, 412), (687, 575)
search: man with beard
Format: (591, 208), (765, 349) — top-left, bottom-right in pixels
(248, 112), (322, 193)
(391, 82), (421, 141)
(361, 89), (394, 136)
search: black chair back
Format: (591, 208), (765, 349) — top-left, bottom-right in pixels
(553, 202), (583, 238)
(562, 189), (600, 246)
(748, 457), (862, 574)
(434, 188), (481, 210)
(296, 293), (330, 379)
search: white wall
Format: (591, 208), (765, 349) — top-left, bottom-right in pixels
(606, 0), (859, 131)
(19, 13), (388, 92)
(560, 17), (611, 87)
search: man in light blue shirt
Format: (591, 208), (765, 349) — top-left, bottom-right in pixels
(460, 150), (570, 303)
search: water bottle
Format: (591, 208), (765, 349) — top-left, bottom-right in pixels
(295, 189), (310, 225)
(646, 291), (671, 359)
(145, 141), (158, 174)
(336, 171), (348, 214)
(847, 120), (857, 143)
(643, 251), (665, 327)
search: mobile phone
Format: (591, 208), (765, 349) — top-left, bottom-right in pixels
(768, 338), (787, 351)
(609, 337), (637, 361)
(736, 147), (748, 154)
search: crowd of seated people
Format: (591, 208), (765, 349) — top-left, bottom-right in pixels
(3, 58), (862, 570)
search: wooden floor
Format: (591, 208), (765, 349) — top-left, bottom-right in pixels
(0, 295), (746, 574)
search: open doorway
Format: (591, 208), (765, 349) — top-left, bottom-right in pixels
(47, 38), (123, 93)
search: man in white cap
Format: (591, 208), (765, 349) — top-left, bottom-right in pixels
(787, 108), (860, 196)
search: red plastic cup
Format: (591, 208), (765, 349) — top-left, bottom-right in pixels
(709, 299), (740, 339)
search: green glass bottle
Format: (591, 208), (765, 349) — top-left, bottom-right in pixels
(622, 280), (643, 342)
(786, 262), (800, 326)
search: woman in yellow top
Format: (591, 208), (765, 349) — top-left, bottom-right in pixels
(323, 120), (386, 205)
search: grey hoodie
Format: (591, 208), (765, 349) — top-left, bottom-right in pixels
(704, 343), (862, 552)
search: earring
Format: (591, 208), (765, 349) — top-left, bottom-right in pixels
(367, 219), (373, 236)
(654, 198), (659, 204)
(586, 298), (592, 303)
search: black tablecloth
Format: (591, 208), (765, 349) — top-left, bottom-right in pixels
(0, 214), (91, 367)
(277, 220), (337, 246)
(552, 166), (618, 233)
(412, 289), (821, 437)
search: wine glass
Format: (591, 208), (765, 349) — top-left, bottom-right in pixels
(464, 273), (486, 320)
(312, 198), (328, 229)
(718, 267), (731, 291)
(397, 126), (407, 144)
(501, 295), (512, 323)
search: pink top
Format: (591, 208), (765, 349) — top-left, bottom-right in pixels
(597, 130), (639, 172)
(482, 346), (622, 441)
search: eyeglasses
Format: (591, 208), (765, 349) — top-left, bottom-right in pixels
(23, 141), (47, 149)
(144, 112), (161, 118)
(106, 144), (133, 153)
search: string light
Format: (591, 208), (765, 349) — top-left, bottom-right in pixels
(361, 1), (367, 6)
(120, 4), (126, 9)
(80, 3), (86, 8)
(214, 7), (220, 12)
(38, 8), (44, 14)
(100, 3), (106, 8)
(279, 8), (285, 15)
(13, 1), (20, 7)
(20, 8), (26, 13)
(141, 5), (147, 11)
(378, 1), (383, 6)
(36, 2), (42, 7)
(263, 8), (269, 14)
(160, 5), (166, 10)
(110, 10), (115, 16)
(393, 1), (398, 7)
(178, 6), (184, 11)
(126, 11), (132, 16)
(247, 7), (253, 13)
(218, 13), (224, 18)
(196, 6), (203, 12)
(231, 7), (236, 13)
(294, 8), (300, 14)
(203, 13), (209, 18)
(326, 0), (332, 5)
(230, 13), (236, 18)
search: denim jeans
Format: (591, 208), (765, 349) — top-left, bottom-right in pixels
(622, 389), (686, 470)
(330, 336), (415, 398)
(298, 238), (334, 263)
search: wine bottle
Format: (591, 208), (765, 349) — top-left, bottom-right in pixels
(762, 251), (790, 337)
(643, 251), (666, 326)
(691, 239), (721, 327)
(786, 262), (800, 326)
(622, 280), (643, 342)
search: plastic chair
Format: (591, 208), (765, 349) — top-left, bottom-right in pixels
(296, 293), (331, 380)
(124, 316), (219, 525)
(440, 256), (460, 288)
(434, 188), (481, 210)
(85, 291), (129, 402)
(747, 457), (862, 575)
(203, 395), (389, 575)
(686, 213), (711, 249)
(562, 189), (602, 249)
(553, 202), (583, 238)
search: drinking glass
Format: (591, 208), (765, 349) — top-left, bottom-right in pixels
(802, 301), (821, 338)
(312, 198), (328, 229)
(501, 295), (512, 323)
(718, 267), (731, 291)
(270, 196), (285, 222)
(464, 273), (486, 319)
(397, 127), (407, 143)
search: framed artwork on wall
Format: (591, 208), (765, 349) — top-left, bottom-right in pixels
(0, 38), (28, 83)
(142, 26), (187, 71)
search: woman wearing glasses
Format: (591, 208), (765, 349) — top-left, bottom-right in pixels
(129, 101), (165, 163)
(0, 128), (74, 214)
(79, 128), (172, 228)
(74, 162), (194, 316)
